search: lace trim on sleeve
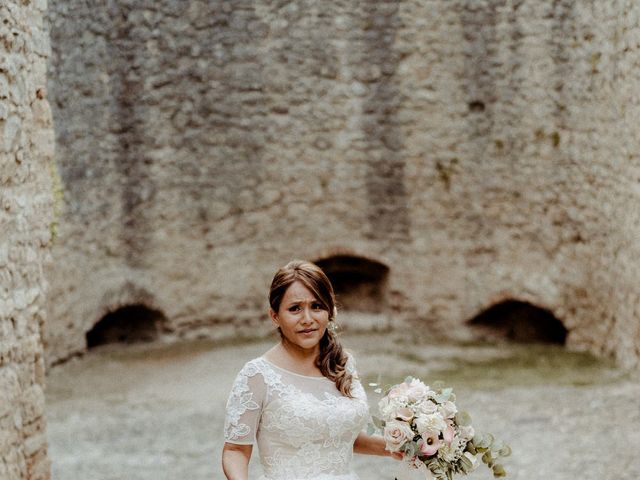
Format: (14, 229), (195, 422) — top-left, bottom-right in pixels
(345, 352), (367, 401)
(345, 351), (357, 375)
(224, 361), (264, 442)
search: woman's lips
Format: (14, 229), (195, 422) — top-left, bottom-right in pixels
(298, 328), (317, 335)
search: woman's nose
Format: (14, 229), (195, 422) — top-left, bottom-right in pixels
(301, 307), (313, 323)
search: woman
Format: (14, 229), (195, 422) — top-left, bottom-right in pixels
(222, 260), (399, 480)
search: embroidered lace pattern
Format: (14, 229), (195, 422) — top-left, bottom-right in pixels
(224, 354), (370, 480)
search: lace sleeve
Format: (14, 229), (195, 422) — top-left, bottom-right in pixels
(345, 352), (368, 402)
(224, 361), (267, 445)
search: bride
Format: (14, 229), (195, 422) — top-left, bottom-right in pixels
(222, 260), (401, 480)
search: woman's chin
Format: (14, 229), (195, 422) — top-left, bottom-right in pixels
(287, 337), (321, 350)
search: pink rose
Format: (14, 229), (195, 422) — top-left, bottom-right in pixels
(383, 420), (414, 453)
(388, 383), (410, 400)
(419, 432), (442, 457)
(443, 421), (455, 446)
(396, 407), (414, 421)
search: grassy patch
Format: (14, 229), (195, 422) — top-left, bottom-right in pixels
(360, 341), (628, 394)
(429, 344), (624, 391)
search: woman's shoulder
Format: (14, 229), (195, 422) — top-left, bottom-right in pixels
(344, 349), (357, 364)
(235, 354), (287, 383)
(343, 350), (359, 375)
(236, 356), (269, 376)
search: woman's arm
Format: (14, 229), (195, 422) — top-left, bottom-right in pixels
(353, 432), (403, 459)
(222, 442), (253, 480)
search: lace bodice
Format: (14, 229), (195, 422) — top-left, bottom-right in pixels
(224, 354), (370, 480)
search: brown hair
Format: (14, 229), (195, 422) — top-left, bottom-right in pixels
(269, 259), (353, 397)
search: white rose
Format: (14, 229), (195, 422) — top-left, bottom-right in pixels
(378, 397), (391, 419)
(438, 401), (458, 419)
(416, 399), (438, 415)
(379, 397), (406, 421)
(414, 413), (447, 435)
(407, 379), (429, 402)
(383, 420), (415, 452)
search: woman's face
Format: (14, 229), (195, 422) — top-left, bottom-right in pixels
(270, 281), (330, 352)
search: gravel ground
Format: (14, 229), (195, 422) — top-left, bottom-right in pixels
(45, 333), (640, 480)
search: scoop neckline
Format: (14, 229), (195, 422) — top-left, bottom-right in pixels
(259, 356), (330, 380)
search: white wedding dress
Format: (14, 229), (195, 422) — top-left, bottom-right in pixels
(224, 354), (370, 480)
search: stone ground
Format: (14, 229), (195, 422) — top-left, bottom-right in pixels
(45, 332), (640, 480)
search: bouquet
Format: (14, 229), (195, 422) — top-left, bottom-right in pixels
(370, 377), (510, 480)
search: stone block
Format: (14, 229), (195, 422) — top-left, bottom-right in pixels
(0, 367), (19, 418)
(20, 384), (45, 424)
(23, 433), (46, 457)
(1, 116), (21, 154)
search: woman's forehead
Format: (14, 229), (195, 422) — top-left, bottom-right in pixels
(283, 281), (318, 302)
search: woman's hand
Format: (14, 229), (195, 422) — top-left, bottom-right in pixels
(354, 432), (403, 460)
(390, 450), (404, 461)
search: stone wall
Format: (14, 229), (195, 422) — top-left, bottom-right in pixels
(46, 0), (640, 367)
(1, 1), (53, 478)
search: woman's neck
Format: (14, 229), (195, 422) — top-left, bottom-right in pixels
(280, 337), (318, 361)
(269, 340), (322, 376)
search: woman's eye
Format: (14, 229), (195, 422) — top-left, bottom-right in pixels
(288, 305), (300, 312)
(312, 303), (323, 310)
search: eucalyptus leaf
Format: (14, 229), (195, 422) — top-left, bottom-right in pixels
(476, 433), (492, 449)
(366, 423), (376, 436)
(498, 445), (512, 457)
(404, 376), (414, 384)
(409, 445), (417, 458)
(432, 380), (446, 389)
(455, 411), (472, 427)
(435, 390), (452, 403)
(372, 416), (385, 429)
(492, 464), (507, 477)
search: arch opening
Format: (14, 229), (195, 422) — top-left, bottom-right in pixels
(315, 255), (389, 314)
(86, 304), (166, 349)
(467, 300), (567, 344)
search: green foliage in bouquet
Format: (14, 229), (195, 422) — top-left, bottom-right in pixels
(369, 378), (511, 480)
(462, 430), (511, 479)
(423, 384), (510, 480)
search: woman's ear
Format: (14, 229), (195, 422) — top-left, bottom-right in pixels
(269, 308), (279, 328)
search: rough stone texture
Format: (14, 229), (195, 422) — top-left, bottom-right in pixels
(45, 0), (640, 368)
(0, 1), (54, 479)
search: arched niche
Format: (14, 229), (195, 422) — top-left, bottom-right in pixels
(86, 304), (167, 349)
(467, 300), (567, 344)
(314, 255), (390, 314)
